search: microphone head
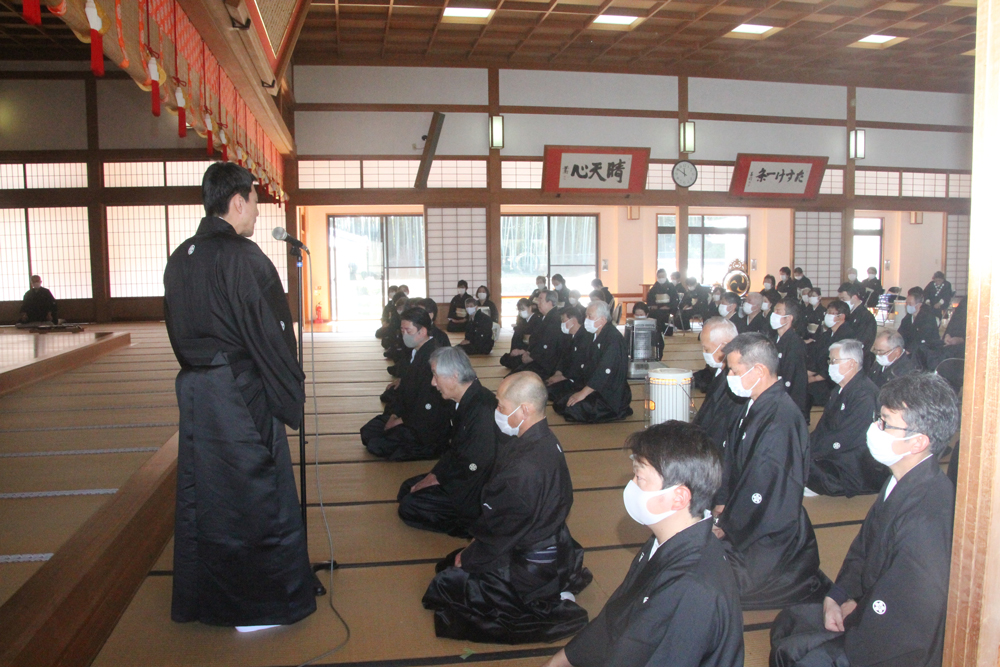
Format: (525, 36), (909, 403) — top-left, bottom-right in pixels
(271, 226), (287, 241)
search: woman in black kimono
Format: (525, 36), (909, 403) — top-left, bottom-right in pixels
(457, 297), (495, 355)
(474, 285), (500, 323)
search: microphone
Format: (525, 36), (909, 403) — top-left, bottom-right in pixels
(272, 227), (309, 253)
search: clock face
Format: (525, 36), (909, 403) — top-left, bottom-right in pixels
(672, 160), (698, 188)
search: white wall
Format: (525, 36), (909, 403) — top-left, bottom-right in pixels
(295, 66), (488, 105)
(295, 111), (489, 156)
(693, 120), (846, 163)
(0, 80), (87, 150)
(856, 88), (973, 126)
(500, 70), (677, 110)
(859, 129), (972, 170)
(874, 209), (944, 291)
(97, 80), (204, 150)
(501, 115), (678, 158)
(690, 78), (846, 119)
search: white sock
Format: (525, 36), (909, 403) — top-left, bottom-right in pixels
(235, 625), (280, 633)
(560, 591), (576, 602)
(803, 487), (819, 497)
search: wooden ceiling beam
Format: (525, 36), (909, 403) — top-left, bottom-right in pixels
(549, 0), (618, 61)
(631, 0), (732, 63)
(382, 0), (396, 56)
(425, 0), (451, 54)
(667, 0), (784, 65)
(468, 0), (507, 57)
(588, 0), (672, 62)
(507, 0), (561, 59)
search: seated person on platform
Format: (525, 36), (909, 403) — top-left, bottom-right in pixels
(565, 290), (586, 322)
(398, 347), (498, 537)
(546, 308), (591, 404)
(897, 286), (939, 353)
(807, 300), (856, 410)
(514, 290), (565, 380)
(718, 292), (742, 330)
(772, 298), (809, 420)
(457, 297), (495, 355)
(551, 273), (570, 307)
(805, 340), (886, 498)
(417, 298), (451, 349)
(791, 268), (813, 301)
(843, 268), (863, 292)
(671, 271), (686, 295)
(592, 278), (615, 314)
(869, 330), (920, 389)
(502, 298), (540, 370)
(381, 293), (410, 362)
(422, 372), (593, 644)
(474, 285), (500, 324)
(923, 270), (953, 321)
(376, 285), (399, 338)
(843, 284), (877, 354)
(361, 308), (450, 461)
(631, 302), (664, 358)
(741, 292), (769, 334)
(714, 333), (828, 610)
(802, 289), (825, 340)
(647, 268), (678, 333)
(918, 296), (967, 370)
(761, 274), (782, 311)
(693, 317), (746, 458)
(19, 275), (58, 324)
(447, 280), (471, 332)
(546, 421), (745, 667)
(554, 300), (633, 423)
(776, 267), (794, 298)
(770, 373), (959, 667)
(681, 278), (712, 330)
(861, 267), (883, 309)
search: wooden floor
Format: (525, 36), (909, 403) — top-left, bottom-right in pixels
(0, 324), (877, 667)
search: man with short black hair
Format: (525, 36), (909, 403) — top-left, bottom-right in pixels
(714, 333), (828, 610)
(772, 298), (809, 419)
(514, 289), (565, 380)
(923, 271), (953, 321)
(546, 421), (745, 667)
(502, 298), (540, 370)
(546, 308), (592, 404)
(447, 280), (471, 332)
(869, 330), (919, 389)
(807, 300), (856, 410)
(843, 284), (877, 357)
(718, 292), (742, 328)
(18, 275), (58, 324)
(457, 296), (494, 355)
(165, 162), (315, 630)
(647, 268), (678, 334)
(897, 286), (940, 352)
(770, 373), (959, 667)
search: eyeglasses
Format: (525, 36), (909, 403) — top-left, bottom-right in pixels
(828, 358), (845, 364)
(874, 416), (912, 433)
(872, 349), (895, 356)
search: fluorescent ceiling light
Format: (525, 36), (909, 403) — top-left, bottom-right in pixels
(593, 14), (639, 25)
(858, 34), (896, 44)
(731, 23), (774, 34)
(443, 7), (492, 18)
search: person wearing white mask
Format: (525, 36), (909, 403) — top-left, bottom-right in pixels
(473, 285), (499, 324)
(680, 277), (712, 330)
(457, 296), (495, 355)
(447, 280), (471, 332)
(693, 318), (746, 462)
(513, 290), (565, 380)
(844, 268), (862, 291)
(842, 284), (877, 354)
(772, 299), (809, 420)
(806, 301), (856, 410)
(423, 372), (593, 644)
(861, 266), (883, 309)
(896, 286), (939, 353)
(546, 309), (592, 403)
(554, 300), (633, 423)
(868, 330), (919, 389)
(770, 373), (958, 667)
(646, 268), (678, 335)
(740, 292), (768, 334)
(529, 275), (548, 306)
(551, 273), (570, 307)
(802, 289), (826, 341)
(501, 298), (541, 370)
(804, 340), (886, 498)
(714, 332), (828, 610)
(718, 292), (741, 325)
(546, 422), (744, 667)
(760, 273), (781, 310)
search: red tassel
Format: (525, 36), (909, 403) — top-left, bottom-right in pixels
(222, 144), (228, 162)
(206, 130), (213, 156)
(23, 0), (41, 25)
(151, 80), (160, 117)
(178, 106), (186, 138)
(90, 30), (104, 76)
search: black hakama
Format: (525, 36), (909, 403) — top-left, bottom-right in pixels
(775, 329), (809, 419)
(554, 323), (633, 423)
(547, 329), (593, 404)
(501, 313), (542, 369)
(516, 309), (566, 379)
(461, 310), (495, 355)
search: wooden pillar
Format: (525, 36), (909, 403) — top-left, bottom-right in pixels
(676, 76), (689, 277)
(85, 75), (111, 323)
(842, 86), (857, 279)
(943, 0), (1000, 662)
(486, 67), (503, 309)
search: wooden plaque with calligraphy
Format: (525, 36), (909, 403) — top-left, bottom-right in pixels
(729, 154), (829, 199)
(541, 146), (651, 194)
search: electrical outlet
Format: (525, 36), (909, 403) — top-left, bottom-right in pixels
(602, 259), (609, 271)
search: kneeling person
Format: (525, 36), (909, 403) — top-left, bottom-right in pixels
(457, 297), (495, 355)
(553, 300), (633, 423)
(546, 421), (745, 667)
(546, 308), (592, 404)
(422, 372), (593, 644)
(398, 347), (498, 537)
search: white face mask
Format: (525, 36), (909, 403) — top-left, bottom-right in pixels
(770, 313), (786, 330)
(780, 275), (789, 283)
(866, 422), (918, 467)
(402, 332), (419, 349)
(868, 273), (877, 279)
(809, 296), (820, 306)
(561, 322), (572, 334)
(718, 304), (730, 317)
(623, 480), (679, 526)
(494, 405), (523, 437)
(763, 282), (773, 290)
(848, 273), (857, 281)
(634, 314), (647, 319)
(742, 302), (754, 315)
(536, 283), (545, 290)
(519, 309), (530, 319)
(466, 306), (477, 316)
(876, 352), (894, 367)
(829, 362), (847, 384)
(478, 293), (487, 302)
(553, 282), (561, 289)
(713, 294), (721, 303)
(824, 313), (837, 328)
(762, 301), (771, 312)
(569, 297), (578, 306)
(727, 367), (759, 398)
(657, 276), (667, 284)
(459, 288), (467, 294)
(906, 304), (917, 315)
(584, 318), (599, 334)
(703, 343), (723, 369)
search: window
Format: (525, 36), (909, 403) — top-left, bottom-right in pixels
(689, 166), (734, 192)
(501, 161), (543, 189)
(687, 215), (748, 285)
(646, 164), (677, 191)
(794, 211), (843, 295)
(500, 215), (597, 298)
(299, 160), (362, 189)
(25, 163), (88, 189)
(946, 214), (970, 297)
(0, 209), (30, 301)
(27, 207), (93, 300)
(657, 214), (677, 273)
(852, 217), (883, 285)
(104, 162), (165, 188)
(361, 161), (420, 188)
(165, 161), (215, 187)
(427, 160), (487, 188)
(855, 170), (900, 197)
(107, 206), (167, 298)
(0, 164), (25, 190)
(819, 168), (844, 195)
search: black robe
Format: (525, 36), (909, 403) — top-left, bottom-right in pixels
(461, 310), (495, 355)
(164, 216), (315, 627)
(429, 325), (452, 348)
(519, 308), (565, 379)
(446, 293), (470, 332)
(553, 284), (570, 308)
(761, 288), (782, 309)
(398, 379), (498, 536)
(717, 383), (828, 610)
(775, 329), (809, 417)
(807, 373), (887, 497)
(564, 521), (745, 667)
(693, 365), (747, 464)
(771, 457), (954, 667)
(861, 277), (883, 308)
(923, 280), (953, 319)
(20, 286), (58, 322)
(502, 313), (542, 369)
(646, 281), (677, 329)
(897, 305), (939, 352)
(554, 322), (633, 423)
(422, 419), (593, 644)
(477, 298), (500, 323)
(743, 312), (769, 335)
(867, 351), (920, 389)
(548, 328), (593, 403)
(680, 286), (712, 329)
(847, 304), (877, 350)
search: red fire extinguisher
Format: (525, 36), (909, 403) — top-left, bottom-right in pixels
(314, 304), (323, 323)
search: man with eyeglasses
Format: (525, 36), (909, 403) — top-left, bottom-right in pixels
(868, 330), (919, 389)
(804, 340), (886, 498)
(770, 373), (958, 667)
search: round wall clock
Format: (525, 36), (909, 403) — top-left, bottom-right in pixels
(671, 160), (698, 188)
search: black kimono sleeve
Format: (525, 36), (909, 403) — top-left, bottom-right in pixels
(464, 312), (495, 354)
(431, 389), (498, 521)
(585, 329), (628, 398)
(461, 475), (541, 573)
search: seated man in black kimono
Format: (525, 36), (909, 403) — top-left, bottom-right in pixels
(714, 333), (829, 610)
(868, 330), (920, 389)
(446, 280), (470, 332)
(376, 285), (399, 339)
(693, 317), (745, 459)
(501, 298), (539, 369)
(513, 290), (565, 380)
(772, 299), (809, 421)
(415, 298), (451, 349)
(361, 308), (450, 461)
(546, 308), (591, 404)
(805, 340), (886, 498)
(923, 270), (954, 322)
(19, 275), (58, 324)
(918, 296), (967, 370)
(457, 297), (495, 355)
(770, 373), (959, 667)
(422, 371), (593, 644)
(741, 292), (769, 334)
(553, 300), (633, 423)
(646, 268), (678, 334)
(547, 421), (744, 667)
(807, 300), (856, 410)
(398, 347), (497, 537)
(680, 277), (712, 330)
(843, 284), (877, 371)
(897, 286), (940, 354)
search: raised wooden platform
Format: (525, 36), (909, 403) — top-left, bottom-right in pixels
(0, 331), (131, 397)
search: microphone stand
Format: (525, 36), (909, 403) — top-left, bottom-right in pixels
(291, 244), (334, 597)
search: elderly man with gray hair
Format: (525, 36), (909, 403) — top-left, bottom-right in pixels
(397, 346), (498, 537)
(868, 330), (920, 389)
(553, 299), (633, 423)
(805, 340), (887, 498)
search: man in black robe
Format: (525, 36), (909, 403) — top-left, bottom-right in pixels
(164, 162), (315, 629)
(501, 298), (541, 370)
(553, 300), (633, 423)
(897, 286), (940, 353)
(741, 292), (769, 334)
(447, 280), (470, 332)
(546, 421), (744, 667)
(546, 308), (592, 404)
(361, 308), (450, 460)
(772, 299), (809, 420)
(807, 300), (856, 410)
(802, 289), (826, 340)
(398, 347), (497, 537)
(923, 271), (954, 321)
(422, 372), (592, 644)
(693, 317), (745, 456)
(770, 373), (959, 667)
(805, 340), (887, 498)
(457, 297), (495, 355)
(19, 275), (58, 324)
(646, 268), (678, 334)
(918, 296), (967, 370)
(868, 330), (920, 389)
(714, 333), (829, 610)
(680, 278), (712, 330)
(791, 268), (813, 302)
(415, 298), (451, 349)
(513, 290), (564, 380)
(861, 267), (883, 309)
